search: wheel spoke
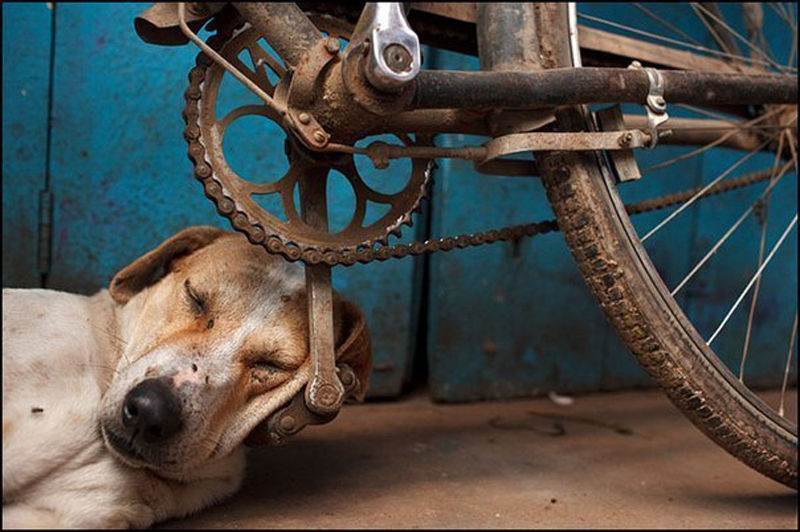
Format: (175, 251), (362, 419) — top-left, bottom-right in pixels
(670, 159), (792, 297)
(632, 3), (703, 47)
(675, 103), (740, 123)
(577, 12), (797, 73)
(708, 213), (798, 345)
(738, 131), (788, 381)
(641, 135), (777, 242)
(778, 312), (798, 417)
(691, 3), (741, 59)
(691, 2), (783, 71)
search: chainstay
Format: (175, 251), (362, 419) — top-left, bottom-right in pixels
(183, 21), (783, 267)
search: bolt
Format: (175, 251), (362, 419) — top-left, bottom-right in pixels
(618, 131), (634, 146)
(279, 415), (296, 432)
(383, 43), (413, 74)
(325, 36), (340, 54)
(313, 130), (327, 144)
(314, 383), (341, 407)
(298, 112), (311, 125)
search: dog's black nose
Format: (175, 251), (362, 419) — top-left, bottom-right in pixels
(121, 378), (182, 443)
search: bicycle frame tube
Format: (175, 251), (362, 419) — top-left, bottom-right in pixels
(411, 68), (797, 109)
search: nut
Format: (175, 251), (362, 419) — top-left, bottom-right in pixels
(618, 131), (634, 146)
(298, 112), (311, 125)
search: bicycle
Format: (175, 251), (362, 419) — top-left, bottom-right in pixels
(133, 2), (798, 488)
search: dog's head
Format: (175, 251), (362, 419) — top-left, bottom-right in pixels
(98, 226), (371, 479)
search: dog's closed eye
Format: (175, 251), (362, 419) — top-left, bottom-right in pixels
(183, 279), (208, 315)
(246, 353), (294, 391)
(247, 355), (288, 374)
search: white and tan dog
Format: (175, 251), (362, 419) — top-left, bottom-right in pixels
(2, 226), (371, 528)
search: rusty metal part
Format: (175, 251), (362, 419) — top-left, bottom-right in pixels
(177, 3), (284, 116)
(185, 23), (433, 260)
(412, 68), (798, 109)
(476, 3), (542, 72)
(332, 129), (652, 173)
(597, 105), (641, 182)
(232, 2), (324, 69)
(299, 171), (344, 415)
(246, 364), (360, 446)
(304, 263), (344, 415)
(135, 2), (226, 45)
(284, 36), (343, 149)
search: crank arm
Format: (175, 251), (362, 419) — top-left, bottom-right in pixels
(304, 263), (345, 415)
(299, 167), (344, 416)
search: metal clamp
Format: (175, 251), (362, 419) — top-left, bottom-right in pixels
(350, 3), (421, 92)
(628, 61), (670, 149)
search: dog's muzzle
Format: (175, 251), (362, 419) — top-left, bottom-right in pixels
(244, 364), (360, 446)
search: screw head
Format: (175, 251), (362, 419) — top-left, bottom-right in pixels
(383, 43), (413, 73)
(325, 36), (340, 54)
(298, 112), (311, 125)
(313, 130), (327, 144)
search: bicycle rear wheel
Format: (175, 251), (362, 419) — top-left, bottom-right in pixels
(525, 3), (797, 488)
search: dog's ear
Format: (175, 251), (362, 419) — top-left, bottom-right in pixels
(109, 226), (226, 304)
(334, 298), (372, 402)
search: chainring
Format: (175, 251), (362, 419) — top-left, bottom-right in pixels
(183, 21), (432, 264)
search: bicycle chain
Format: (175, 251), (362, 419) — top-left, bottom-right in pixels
(182, 19), (783, 268)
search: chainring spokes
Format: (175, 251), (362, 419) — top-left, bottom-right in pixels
(190, 25), (432, 256)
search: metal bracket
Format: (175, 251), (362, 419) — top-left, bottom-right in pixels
(596, 105), (642, 182)
(628, 60), (670, 149)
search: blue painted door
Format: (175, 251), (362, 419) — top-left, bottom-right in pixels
(2, 3), (52, 288)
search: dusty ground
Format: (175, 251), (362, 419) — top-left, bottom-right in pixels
(165, 388), (798, 529)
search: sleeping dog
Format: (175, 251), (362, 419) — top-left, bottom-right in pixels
(2, 226), (371, 528)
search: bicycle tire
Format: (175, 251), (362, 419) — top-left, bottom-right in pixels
(526, 3), (797, 488)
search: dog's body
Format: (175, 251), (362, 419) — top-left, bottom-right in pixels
(2, 227), (370, 528)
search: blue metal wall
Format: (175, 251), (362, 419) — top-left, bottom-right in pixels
(3, 3), (796, 401)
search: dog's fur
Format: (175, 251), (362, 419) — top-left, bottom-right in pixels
(2, 226), (371, 528)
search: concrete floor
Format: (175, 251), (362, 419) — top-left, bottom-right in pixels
(165, 388), (798, 529)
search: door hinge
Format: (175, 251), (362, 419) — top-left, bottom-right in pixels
(37, 189), (53, 280)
